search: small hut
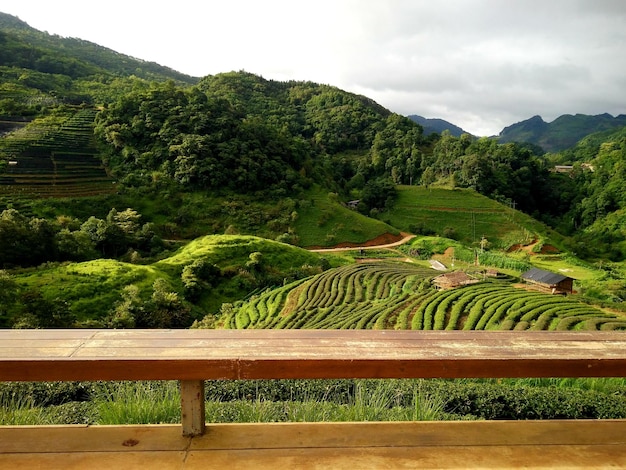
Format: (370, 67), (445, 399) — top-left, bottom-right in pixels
(521, 268), (573, 295)
(432, 271), (479, 290)
(485, 269), (504, 278)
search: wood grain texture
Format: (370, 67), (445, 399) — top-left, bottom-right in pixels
(3, 330), (626, 468)
(2, 329), (626, 381)
(2, 421), (626, 469)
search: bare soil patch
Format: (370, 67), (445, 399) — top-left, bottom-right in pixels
(333, 232), (405, 248)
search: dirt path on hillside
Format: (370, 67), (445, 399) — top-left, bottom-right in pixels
(308, 232), (416, 253)
(507, 239), (560, 255)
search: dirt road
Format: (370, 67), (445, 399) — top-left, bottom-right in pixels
(308, 233), (416, 253)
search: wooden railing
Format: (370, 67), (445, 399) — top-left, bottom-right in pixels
(2, 329), (626, 468)
(2, 329), (626, 434)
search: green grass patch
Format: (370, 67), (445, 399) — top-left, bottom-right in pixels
(14, 260), (164, 321)
(96, 381), (181, 425)
(5, 378), (626, 426)
(293, 185), (398, 247)
(12, 235), (347, 322)
(382, 186), (560, 249)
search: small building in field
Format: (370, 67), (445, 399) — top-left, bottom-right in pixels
(432, 271), (479, 290)
(552, 165), (574, 174)
(521, 267), (573, 295)
(485, 269), (504, 278)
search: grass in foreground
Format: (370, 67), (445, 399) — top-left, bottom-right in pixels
(3, 378), (626, 426)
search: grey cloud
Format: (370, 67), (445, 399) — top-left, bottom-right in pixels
(326, 0), (626, 135)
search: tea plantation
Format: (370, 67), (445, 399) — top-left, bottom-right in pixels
(219, 261), (626, 331)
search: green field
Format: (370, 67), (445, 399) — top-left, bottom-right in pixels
(217, 261), (626, 331)
(293, 186), (399, 247)
(0, 107), (116, 200)
(11, 235), (337, 322)
(383, 186), (562, 250)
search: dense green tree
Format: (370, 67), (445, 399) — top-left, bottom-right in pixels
(182, 259), (221, 301)
(12, 291), (76, 328)
(0, 270), (19, 326)
(370, 114), (424, 184)
(136, 279), (191, 328)
(55, 229), (97, 261)
(0, 209), (31, 267)
(359, 178), (397, 213)
(107, 285), (143, 328)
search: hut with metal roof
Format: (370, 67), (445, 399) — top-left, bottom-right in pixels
(521, 267), (573, 295)
(432, 271), (479, 290)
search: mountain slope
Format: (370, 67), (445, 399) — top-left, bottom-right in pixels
(407, 115), (468, 137)
(0, 12), (197, 84)
(498, 113), (626, 152)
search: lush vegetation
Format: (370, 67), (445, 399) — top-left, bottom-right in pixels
(4, 377), (626, 426)
(499, 113), (626, 153)
(2, 10), (626, 427)
(0, 235), (334, 328)
(0, 13), (195, 86)
(1, 11), (625, 326)
(206, 261), (625, 332)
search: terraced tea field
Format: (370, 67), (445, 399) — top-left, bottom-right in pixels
(384, 186), (553, 248)
(223, 261), (626, 331)
(0, 107), (116, 200)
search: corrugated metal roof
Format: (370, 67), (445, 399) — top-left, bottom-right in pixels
(521, 267), (569, 285)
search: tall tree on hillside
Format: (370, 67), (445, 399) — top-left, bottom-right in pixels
(370, 114), (424, 184)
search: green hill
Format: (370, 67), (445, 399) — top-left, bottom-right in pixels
(382, 186), (561, 250)
(498, 113), (626, 152)
(0, 12), (197, 84)
(5, 235), (334, 327)
(1, 10), (626, 327)
(292, 186), (399, 247)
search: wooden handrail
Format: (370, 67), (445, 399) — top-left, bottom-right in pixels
(2, 329), (626, 436)
(3, 329), (626, 380)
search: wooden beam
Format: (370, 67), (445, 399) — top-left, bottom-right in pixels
(2, 330), (626, 382)
(180, 380), (205, 437)
(3, 421), (626, 468)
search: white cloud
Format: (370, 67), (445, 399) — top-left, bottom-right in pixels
(2, 0), (625, 135)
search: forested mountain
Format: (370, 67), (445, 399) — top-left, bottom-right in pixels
(1, 10), (626, 267)
(553, 126), (626, 259)
(1, 11), (626, 330)
(0, 12), (196, 84)
(407, 115), (468, 137)
(498, 113), (626, 153)
(92, 72), (429, 196)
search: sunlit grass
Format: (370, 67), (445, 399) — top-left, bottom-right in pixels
(96, 381), (181, 425)
(0, 395), (50, 425)
(293, 185), (397, 247)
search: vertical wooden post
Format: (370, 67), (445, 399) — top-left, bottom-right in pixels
(180, 380), (205, 437)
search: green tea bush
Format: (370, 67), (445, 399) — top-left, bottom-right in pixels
(421, 381), (626, 420)
(0, 381), (96, 406)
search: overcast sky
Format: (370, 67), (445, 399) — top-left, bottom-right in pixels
(2, 0), (625, 136)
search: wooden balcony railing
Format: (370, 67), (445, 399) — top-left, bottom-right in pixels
(2, 329), (626, 468)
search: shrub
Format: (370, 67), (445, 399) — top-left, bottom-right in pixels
(442, 227), (457, 240)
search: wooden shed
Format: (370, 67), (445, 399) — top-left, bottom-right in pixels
(432, 271), (479, 290)
(521, 267), (573, 295)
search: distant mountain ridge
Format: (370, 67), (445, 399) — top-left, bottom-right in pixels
(498, 113), (626, 153)
(407, 115), (469, 137)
